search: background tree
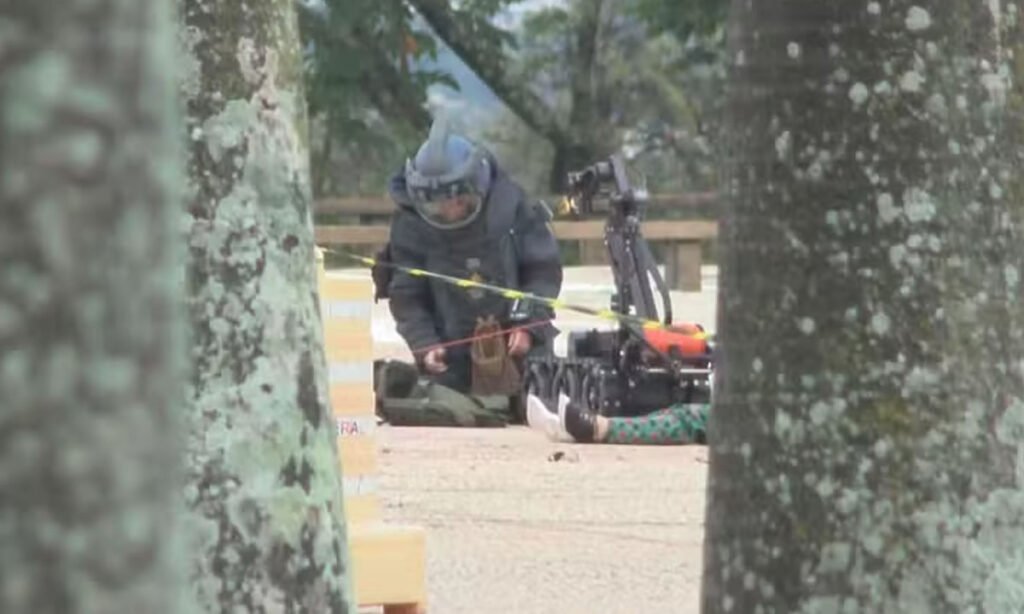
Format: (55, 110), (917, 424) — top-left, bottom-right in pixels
(486, 0), (727, 193)
(0, 2), (187, 612)
(407, 0), (575, 182)
(412, 0), (728, 191)
(180, 0), (353, 610)
(703, 1), (1024, 611)
(300, 0), (730, 197)
(298, 0), (456, 197)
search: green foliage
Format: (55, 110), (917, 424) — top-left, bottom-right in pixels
(298, 0), (446, 196)
(632, 0), (728, 41)
(301, 0), (730, 199)
(299, 0), (526, 197)
(448, 0), (524, 53)
(496, 0), (728, 193)
(620, 0), (728, 193)
(481, 108), (555, 195)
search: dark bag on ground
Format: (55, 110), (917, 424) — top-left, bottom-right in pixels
(373, 359), (512, 427)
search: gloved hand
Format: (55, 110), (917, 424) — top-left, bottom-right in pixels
(423, 347), (447, 373)
(507, 329), (532, 357)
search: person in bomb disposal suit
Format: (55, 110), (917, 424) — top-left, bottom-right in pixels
(376, 118), (563, 426)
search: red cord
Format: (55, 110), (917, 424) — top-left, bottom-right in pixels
(410, 319), (553, 355)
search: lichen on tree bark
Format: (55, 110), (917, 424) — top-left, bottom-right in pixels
(0, 2), (187, 613)
(703, 2), (1024, 612)
(180, 0), (353, 611)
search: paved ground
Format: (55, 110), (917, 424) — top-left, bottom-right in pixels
(335, 265), (718, 613)
(376, 427), (708, 614)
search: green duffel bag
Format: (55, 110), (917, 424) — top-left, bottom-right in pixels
(374, 359), (512, 428)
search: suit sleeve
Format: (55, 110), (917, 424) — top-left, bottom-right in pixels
(514, 200), (564, 342)
(387, 216), (441, 354)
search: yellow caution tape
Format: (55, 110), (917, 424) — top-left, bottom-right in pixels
(322, 247), (708, 338)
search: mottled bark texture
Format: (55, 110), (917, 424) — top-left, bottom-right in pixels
(180, 0), (353, 611)
(703, 2), (1024, 612)
(0, 2), (186, 614)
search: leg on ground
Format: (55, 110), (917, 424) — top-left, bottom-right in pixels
(602, 404), (709, 445)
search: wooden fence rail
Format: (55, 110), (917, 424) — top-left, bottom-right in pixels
(315, 191), (719, 217)
(314, 193), (720, 291)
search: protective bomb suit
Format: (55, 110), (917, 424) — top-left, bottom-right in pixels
(380, 119), (563, 426)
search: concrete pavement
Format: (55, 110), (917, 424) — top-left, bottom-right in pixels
(333, 264), (718, 613)
(375, 426), (708, 614)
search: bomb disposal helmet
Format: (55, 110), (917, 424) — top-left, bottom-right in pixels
(404, 118), (491, 230)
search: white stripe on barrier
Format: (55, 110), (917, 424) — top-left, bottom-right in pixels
(324, 300), (372, 320)
(329, 361), (373, 384)
(342, 476), (377, 497)
(336, 415), (379, 437)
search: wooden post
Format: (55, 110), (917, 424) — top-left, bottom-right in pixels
(578, 239), (609, 265)
(664, 241), (703, 292)
(317, 251), (427, 613)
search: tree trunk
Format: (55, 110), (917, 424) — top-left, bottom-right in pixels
(548, 0), (606, 192)
(0, 2), (186, 613)
(180, 0), (354, 611)
(704, 1), (1024, 612)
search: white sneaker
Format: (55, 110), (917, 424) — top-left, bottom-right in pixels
(526, 394), (573, 442)
(557, 393), (570, 423)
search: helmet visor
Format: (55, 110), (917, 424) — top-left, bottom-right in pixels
(409, 181), (483, 229)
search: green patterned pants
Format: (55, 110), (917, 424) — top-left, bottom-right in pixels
(605, 404), (709, 445)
